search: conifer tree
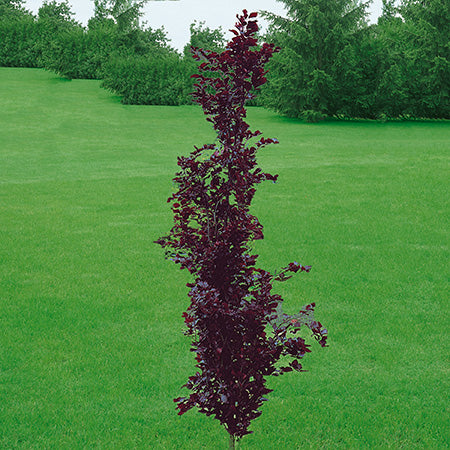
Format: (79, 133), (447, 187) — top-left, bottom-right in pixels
(261, 0), (370, 120)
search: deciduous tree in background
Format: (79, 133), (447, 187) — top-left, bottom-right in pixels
(90, 0), (180, 31)
(0, 0), (28, 18)
(0, 0), (37, 67)
(37, 0), (79, 30)
(156, 10), (328, 447)
(183, 20), (225, 58)
(0, 0), (447, 117)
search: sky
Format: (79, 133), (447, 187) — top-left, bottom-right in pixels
(23, 0), (384, 52)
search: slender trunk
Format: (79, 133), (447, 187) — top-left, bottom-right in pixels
(229, 434), (236, 450)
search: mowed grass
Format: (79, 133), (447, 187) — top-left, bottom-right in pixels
(0, 67), (448, 449)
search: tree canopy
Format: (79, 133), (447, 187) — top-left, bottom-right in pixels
(0, 0), (448, 117)
(261, 0), (371, 119)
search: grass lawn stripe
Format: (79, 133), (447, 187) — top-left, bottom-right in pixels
(0, 68), (448, 449)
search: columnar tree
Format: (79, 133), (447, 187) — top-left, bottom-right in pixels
(156, 10), (328, 446)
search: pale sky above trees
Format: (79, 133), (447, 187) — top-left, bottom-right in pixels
(23, 0), (383, 51)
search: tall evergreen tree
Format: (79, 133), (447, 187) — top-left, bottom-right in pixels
(372, 0), (408, 117)
(399, 0), (449, 117)
(374, 0), (449, 118)
(261, 0), (371, 120)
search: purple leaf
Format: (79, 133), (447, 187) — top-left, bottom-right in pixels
(155, 9), (327, 440)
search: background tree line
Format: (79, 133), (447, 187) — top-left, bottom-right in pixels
(1, 0), (448, 119)
(262, 0), (449, 120)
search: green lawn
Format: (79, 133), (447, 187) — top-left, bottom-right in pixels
(0, 67), (449, 449)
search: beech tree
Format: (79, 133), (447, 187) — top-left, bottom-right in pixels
(156, 10), (328, 447)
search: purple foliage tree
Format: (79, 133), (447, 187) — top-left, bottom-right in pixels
(156, 10), (328, 447)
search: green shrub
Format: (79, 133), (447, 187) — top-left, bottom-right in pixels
(102, 53), (193, 105)
(0, 17), (41, 67)
(43, 27), (115, 79)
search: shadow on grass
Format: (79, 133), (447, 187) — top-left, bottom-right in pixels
(265, 110), (450, 126)
(49, 76), (73, 83)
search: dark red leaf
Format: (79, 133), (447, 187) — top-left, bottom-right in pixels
(155, 8), (327, 439)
